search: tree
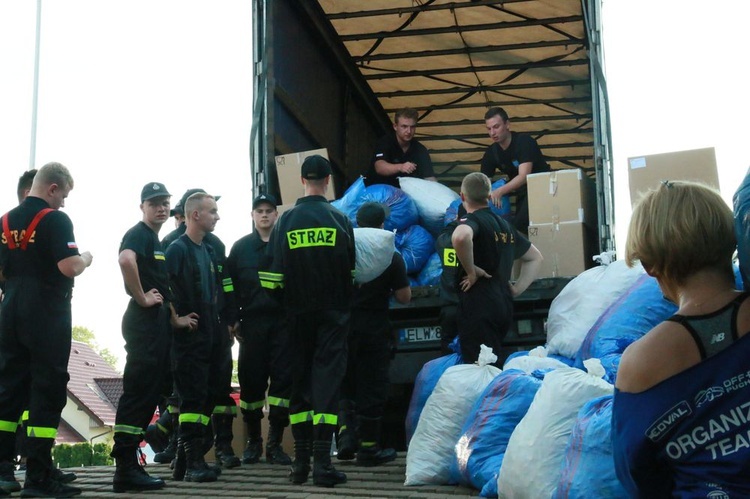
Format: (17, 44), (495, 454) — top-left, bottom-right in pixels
(72, 325), (120, 372)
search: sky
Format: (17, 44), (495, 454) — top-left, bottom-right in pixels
(1, 1), (748, 371)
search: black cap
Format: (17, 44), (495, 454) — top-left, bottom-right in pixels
(356, 202), (389, 228)
(141, 182), (171, 202)
(301, 155), (332, 180)
(252, 193), (277, 210)
(170, 188), (221, 216)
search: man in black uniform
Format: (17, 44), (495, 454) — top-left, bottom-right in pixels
(165, 192), (225, 482)
(365, 107), (436, 187)
(435, 204), (466, 355)
(336, 203), (410, 466)
(111, 182), (199, 493)
(452, 172), (543, 364)
(260, 155), (356, 488)
(149, 188), (239, 470)
(0, 162), (93, 498)
(480, 107), (551, 233)
(227, 194), (292, 466)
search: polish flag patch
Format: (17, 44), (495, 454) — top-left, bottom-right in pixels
(67, 242), (78, 249)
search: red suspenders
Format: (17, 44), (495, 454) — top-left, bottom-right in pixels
(2, 208), (54, 250)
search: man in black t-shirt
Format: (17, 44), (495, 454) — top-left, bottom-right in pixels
(112, 182), (198, 493)
(336, 203), (410, 467)
(365, 107), (437, 187)
(480, 107), (550, 233)
(452, 173), (543, 364)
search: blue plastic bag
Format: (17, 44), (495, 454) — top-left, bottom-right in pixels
(489, 179), (511, 217)
(417, 252), (442, 286)
(396, 225), (436, 275)
(734, 167), (750, 290)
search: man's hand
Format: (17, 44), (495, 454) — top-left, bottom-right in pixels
(172, 312), (199, 331)
(136, 288), (163, 307)
(400, 161), (417, 175)
(460, 265), (491, 292)
(490, 186), (506, 208)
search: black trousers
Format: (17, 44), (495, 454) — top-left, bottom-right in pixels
(457, 281), (513, 365)
(340, 309), (390, 418)
(288, 309), (349, 442)
(238, 317), (291, 426)
(0, 278), (71, 479)
(212, 317), (236, 416)
(112, 300), (171, 456)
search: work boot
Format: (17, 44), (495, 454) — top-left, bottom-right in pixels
(355, 416), (397, 467)
(112, 448), (165, 493)
(242, 418), (263, 464)
(312, 439), (346, 488)
(288, 440), (311, 485)
(265, 422), (291, 465)
(212, 414), (241, 469)
(336, 400), (357, 461)
(0, 461), (21, 493)
(183, 438), (217, 483)
(171, 439), (186, 481)
(51, 468), (77, 484)
(153, 412), (179, 464)
(144, 424), (169, 454)
(20, 476), (81, 498)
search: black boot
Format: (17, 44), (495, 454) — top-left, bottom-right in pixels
(153, 412), (179, 464)
(312, 440), (346, 488)
(184, 438), (217, 483)
(213, 415), (241, 469)
(266, 422), (291, 465)
(355, 416), (397, 467)
(335, 401), (357, 461)
(0, 461), (20, 494)
(112, 448), (165, 493)
(288, 440), (311, 484)
(171, 439), (186, 481)
(242, 418), (263, 464)
(144, 410), (171, 454)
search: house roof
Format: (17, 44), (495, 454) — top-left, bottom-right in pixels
(55, 419), (86, 445)
(66, 341), (121, 427)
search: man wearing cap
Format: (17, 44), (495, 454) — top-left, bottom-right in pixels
(111, 182), (199, 492)
(259, 155), (355, 487)
(365, 107), (437, 187)
(336, 202), (410, 467)
(150, 188), (240, 471)
(227, 193), (292, 466)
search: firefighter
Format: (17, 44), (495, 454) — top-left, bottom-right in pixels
(111, 182), (199, 492)
(0, 162), (93, 498)
(259, 155), (355, 488)
(227, 194), (292, 466)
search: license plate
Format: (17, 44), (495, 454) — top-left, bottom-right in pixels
(399, 326), (441, 343)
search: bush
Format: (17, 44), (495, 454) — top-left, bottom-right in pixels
(52, 442), (113, 468)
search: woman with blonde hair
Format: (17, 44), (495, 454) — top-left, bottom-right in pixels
(612, 180), (750, 497)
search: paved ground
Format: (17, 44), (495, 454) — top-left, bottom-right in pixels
(13, 457), (479, 498)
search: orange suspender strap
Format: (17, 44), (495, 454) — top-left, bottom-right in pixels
(2, 208), (54, 251)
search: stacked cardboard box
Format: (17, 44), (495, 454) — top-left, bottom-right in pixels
(526, 169), (596, 278)
(274, 148), (336, 205)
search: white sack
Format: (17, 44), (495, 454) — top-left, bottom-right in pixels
(399, 177), (460, 236)
(353, 227), (395, 284)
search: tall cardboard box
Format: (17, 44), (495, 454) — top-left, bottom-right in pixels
(527, 169), (596, 226)
(274, 148), (336, 204)
(528, 221), (593, 278)
(627, 147), (719, 206)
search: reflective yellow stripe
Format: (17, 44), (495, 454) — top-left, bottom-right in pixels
(156, 423), (168, 434)
(114, 424), (144, 436)
(27, 426), (57, 439)
(22, 410), (30, 422)
(154, 252), (166, 261)
(360, 440), (376, 448)
(258, 271), (284, 290)
(212, 405), (237, 416)
(286, 228), (336, 249)
(267, 396), (289, 409)
(443, 248), (458, 267)
(179, 413), (210, 425)
(240, 399), (265, 411)
(313, 413), (337, 426)
(0, 420), (18, 433)
(222, 277), (234, 293)
(289, 411), (313, 425)
(167, 405), (180, 414)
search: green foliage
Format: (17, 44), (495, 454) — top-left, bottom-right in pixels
(52, 442), (113, 468)
(72, 325), (120, 372)
(232, 359), (239, 385)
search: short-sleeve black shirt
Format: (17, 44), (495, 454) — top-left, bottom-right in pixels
(480, 132), (550, 196)
(365, 132), (434, 187)
(353, 251), (410, 311)
(119, 221), (171, 299)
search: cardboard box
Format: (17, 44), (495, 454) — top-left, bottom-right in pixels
(627, 147), (719, 206)
(275, 148), (335, 204)
(527, 169), (596, 226)
(528, 221), (592, 278)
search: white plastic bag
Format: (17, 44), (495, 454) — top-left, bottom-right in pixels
(353, 227), (395, 284)
(546, 260), (645, 358)
(497, 361), (613, 499)
(503, 346), (569, 374)
(398, 177), (460, 236)
(405, 345), (501, 486)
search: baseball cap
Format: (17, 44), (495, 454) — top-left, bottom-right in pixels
(356, 202), (389, 228)
(170, 188), (221, 216)
(141, 182), (171, 202)
(252, 193), (277, 210)
(301, 155), (332, 180)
